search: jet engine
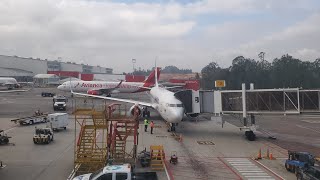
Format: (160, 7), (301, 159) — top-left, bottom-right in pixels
(129, 105), (142, 117)
(87, 90), (101, 95)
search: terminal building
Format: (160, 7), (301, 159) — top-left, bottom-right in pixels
(0, 54), (113, 82)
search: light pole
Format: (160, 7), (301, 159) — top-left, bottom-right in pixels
(132, 59), (136, 75)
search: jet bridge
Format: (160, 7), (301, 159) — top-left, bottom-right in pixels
(175, 84), (320, 141)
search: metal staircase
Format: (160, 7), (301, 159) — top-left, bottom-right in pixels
(73, 110), (108, 176)
(150, 145), (165, 171)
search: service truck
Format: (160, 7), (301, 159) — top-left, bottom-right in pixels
(53, 95), (67, 111)
(47, 113), (68, 131)
(72, 164), (157, 180)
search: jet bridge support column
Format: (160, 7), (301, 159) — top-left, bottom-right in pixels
(241, 83), (256, 141)
(242, 83), (247, 126)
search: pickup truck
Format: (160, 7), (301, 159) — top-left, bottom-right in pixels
(296, 166), (320, 180)
(73, 164), (157, 180)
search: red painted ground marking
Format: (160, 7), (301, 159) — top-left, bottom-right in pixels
(217, 157), (243, 180)
(164, 160), (175, 180)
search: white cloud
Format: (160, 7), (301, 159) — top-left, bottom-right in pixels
(0, 0), (319, 72)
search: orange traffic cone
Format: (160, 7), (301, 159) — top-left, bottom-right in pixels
(269, 152), (276, 160)
(255, 148), (262, 160)
(179, 134), (183, 142)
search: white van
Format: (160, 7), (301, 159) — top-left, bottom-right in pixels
(47, 113), (69, 131)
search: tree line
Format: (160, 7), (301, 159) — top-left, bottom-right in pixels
(201, 54), (320, 90)
(130, 66), (192, 75)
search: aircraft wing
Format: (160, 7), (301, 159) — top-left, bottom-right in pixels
(0, 89), (31, 93)
(72, 91), (154, 107)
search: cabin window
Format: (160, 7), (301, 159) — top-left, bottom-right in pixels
(168, 104), (183, 107)
(115, 173), (128, 180)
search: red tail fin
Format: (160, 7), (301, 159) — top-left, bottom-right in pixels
(143, 67), (161, 87)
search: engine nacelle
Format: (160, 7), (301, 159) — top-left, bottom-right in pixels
(129, 105), (142, 117)
(87, 90), (101, 95)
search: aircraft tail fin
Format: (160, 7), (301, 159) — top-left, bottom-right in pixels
(143, 67), (160, 87)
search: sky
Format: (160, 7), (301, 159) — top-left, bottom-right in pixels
(0, 0), (319, 73)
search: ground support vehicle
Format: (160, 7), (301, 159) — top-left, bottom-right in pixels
(296, 166), (320, 180)
(11, 112), (48, 125)
(138, 149), (151, 167)
(0, 130), (11, 145)
(169, 151), (178, 164)
(33, 127), (54, 144)
(73, 164), (157, 180)
(41, 92), (55, 97)
(47, 113), (69, 131)
(285, 151), (315, 173)
(53, 95), (67, 111)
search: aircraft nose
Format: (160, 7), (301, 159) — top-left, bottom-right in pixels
(57, 85), (63, 90)
(171, 108), (184, 123)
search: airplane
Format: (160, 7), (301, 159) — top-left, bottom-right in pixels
(0, 77), (21, 90)
(0, 77), (31, 93)
(58, 68), (161, 96)
(71, 67), (186, 131)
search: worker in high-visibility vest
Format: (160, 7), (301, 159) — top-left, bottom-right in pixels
(144, 119), (149, 132)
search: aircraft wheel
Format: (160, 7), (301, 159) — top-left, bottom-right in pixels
(246, 131), (256, 141)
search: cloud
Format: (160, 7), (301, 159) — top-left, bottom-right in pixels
(0, 0), (319, 72)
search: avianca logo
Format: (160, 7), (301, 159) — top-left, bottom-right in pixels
(81, 83), (103, 88)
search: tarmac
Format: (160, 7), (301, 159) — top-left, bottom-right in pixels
(0, 87), (317, 180)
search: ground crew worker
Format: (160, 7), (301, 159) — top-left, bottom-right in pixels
(144, 119), (149, 132)
(150, 121), (154, 134)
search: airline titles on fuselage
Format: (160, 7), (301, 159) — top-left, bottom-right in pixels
(78, 82), (139, 89)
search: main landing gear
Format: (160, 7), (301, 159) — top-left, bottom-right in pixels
(245, 130), (256, 141)
(142, 107), (150, 118)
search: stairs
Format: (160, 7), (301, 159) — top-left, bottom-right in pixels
(150, 145), (165, 171)
(76, 127), (106, 163)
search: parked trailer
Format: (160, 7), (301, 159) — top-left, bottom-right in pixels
(47, 113), (69, 131)
(11, 113), (48, 125)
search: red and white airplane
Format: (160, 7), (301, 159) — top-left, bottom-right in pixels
(71, 67), (185, 131)
(58, 68), (161, 96)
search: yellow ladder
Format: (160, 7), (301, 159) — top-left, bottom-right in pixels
(150, 145), (165, 171)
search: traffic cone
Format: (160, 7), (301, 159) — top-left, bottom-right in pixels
(258, 148), (262, 159)
(179, 134), (183, 142)
(255, 148), (262, 160)
(269, 152), (276, 160)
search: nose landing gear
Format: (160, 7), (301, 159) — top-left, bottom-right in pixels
(168, 123), (178, 132)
